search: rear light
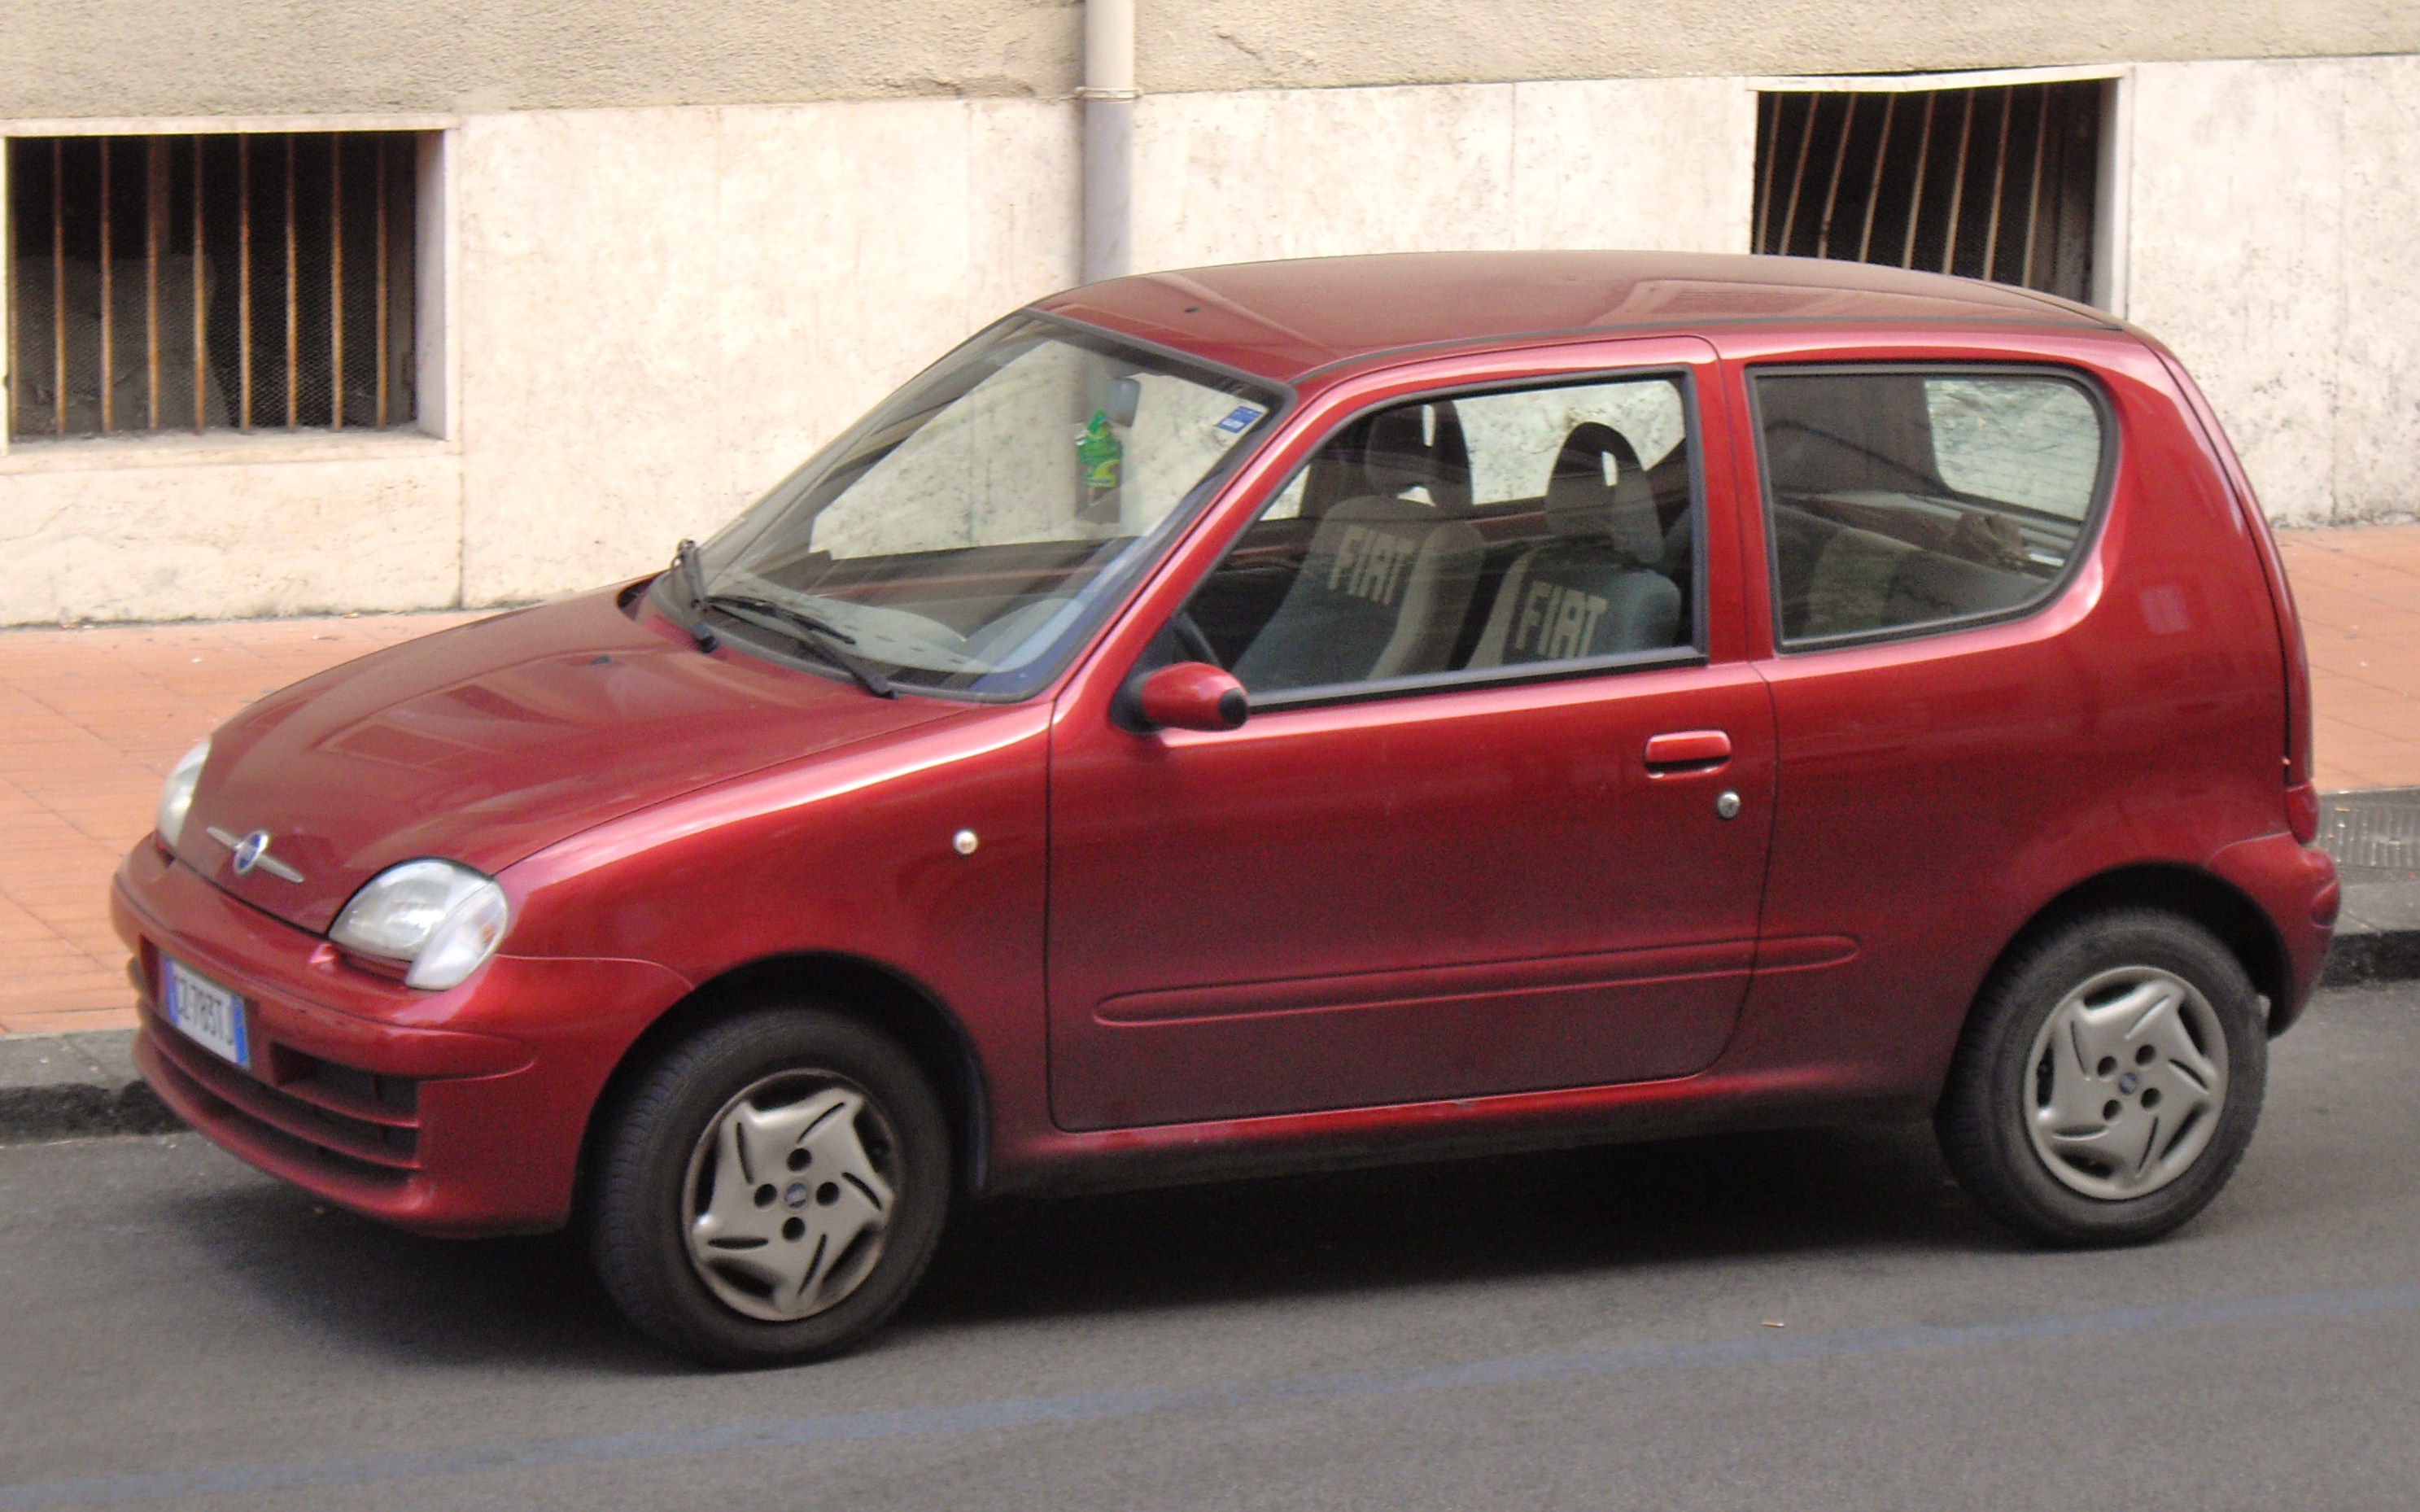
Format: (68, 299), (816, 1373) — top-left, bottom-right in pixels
(2283, 629), (2316, 828)
(2286, 780), (2320, 845)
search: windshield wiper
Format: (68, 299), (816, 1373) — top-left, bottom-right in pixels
(702, 592), (897, 699)
(669, 540), (718, 652)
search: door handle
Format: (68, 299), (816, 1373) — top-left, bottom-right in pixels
(1643, 729), (1732, 771)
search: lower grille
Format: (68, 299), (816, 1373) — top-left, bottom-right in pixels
(142, 1005), (421, 1179)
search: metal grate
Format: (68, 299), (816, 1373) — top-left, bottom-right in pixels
(6, 131), (421, 440)
(1754, 82), (2103, 304)
(2317, 789), (2420, 875)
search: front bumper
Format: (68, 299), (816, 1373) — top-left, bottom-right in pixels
(115, 845), (691, 1236)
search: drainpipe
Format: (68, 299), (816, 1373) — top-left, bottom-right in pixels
(1080, 0), (1136, 282)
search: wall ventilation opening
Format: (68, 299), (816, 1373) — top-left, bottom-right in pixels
(7, 131), (424, 443)
(1754, 81), (2104, 305)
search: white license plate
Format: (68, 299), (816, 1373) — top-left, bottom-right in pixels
(163, 958), (249, 1068)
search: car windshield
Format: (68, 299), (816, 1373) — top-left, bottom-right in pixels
(673, 317), (1282, 697)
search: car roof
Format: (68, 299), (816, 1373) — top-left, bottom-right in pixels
(1037, 250), (2118, 385)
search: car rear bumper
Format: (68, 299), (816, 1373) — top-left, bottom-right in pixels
(2206, 828), (2339, 1036)
(115, 844), (690, 1237)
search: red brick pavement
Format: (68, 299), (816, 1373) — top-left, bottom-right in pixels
(2, 522), (2415, 1036)
(2273, 524), (2420, 793)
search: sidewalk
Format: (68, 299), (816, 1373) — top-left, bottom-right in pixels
(0, 526), (2417, 1041)
(2273, 524), (2420, 790)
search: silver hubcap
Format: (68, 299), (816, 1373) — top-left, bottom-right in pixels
(682, 1073), (898, 1322)
(2023, 966), (2230, 1200)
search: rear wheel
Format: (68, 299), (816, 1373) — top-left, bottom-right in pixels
(1936, 909), (2266, 1247)
(587, 1005), (950, 1366)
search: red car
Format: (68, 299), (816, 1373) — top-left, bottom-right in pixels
(117, 251), (2339, 1366)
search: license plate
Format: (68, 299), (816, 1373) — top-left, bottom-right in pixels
(163, 958), (249, 1068)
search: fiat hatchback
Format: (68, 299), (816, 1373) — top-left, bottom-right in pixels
(116, 251), (2339, 1365)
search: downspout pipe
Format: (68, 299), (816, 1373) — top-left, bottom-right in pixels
(1081, 0), (1136, 282)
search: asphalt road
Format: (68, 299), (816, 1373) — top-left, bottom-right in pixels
(3, 984), (2417, 1512)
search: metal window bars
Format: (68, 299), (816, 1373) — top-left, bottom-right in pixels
(6, 131), (419, 442)
(1754, 82), (2103, 305)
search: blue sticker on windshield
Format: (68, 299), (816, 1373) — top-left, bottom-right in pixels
(1213, 404), (1265, 437)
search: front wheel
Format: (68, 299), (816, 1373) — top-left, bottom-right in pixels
(1936, 908), (2266, 1247)
(587, 1006), (951, 1366)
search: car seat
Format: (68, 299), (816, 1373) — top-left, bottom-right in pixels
(1467, 423), (1682, 667)
(1230, 400), (1489, 698)
(1230, 494), (1484, 692)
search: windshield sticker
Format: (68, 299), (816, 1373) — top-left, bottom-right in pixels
(1076, 409), (1123, 494)
(1212, 403), (1265, 437)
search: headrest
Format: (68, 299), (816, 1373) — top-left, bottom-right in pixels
(1544, 423), (1661, 562)
(1301, 402), (1471, 516)
(1420, 404), (1473, 513)
(1358, 404), (1435, 501)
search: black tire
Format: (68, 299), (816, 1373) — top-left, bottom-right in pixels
(587, 1004), (951, 1367)
(1935, 907), (2266, 1247)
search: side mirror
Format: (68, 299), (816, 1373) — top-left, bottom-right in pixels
(1134, 662), (1249, 732)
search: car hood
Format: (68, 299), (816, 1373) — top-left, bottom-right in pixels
(175, 585), (968, 935)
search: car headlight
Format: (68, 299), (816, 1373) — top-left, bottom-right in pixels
(330, 859), (511, 990)
(156, 739), (211, 848)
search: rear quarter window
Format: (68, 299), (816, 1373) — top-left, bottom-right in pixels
(1927, 378), (2102, 520)
(1752, 366), (2110, 648)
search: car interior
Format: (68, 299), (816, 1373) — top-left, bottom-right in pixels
(1186, 400), (1701, 694)
(1755, 371), (2089, 644)
(751, 369), (2096, 694)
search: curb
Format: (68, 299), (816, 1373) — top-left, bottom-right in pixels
(2317, 790), (2420, 990)
(2319, 929), (2420, 989)
(0, 1031), (181, 1146)
(0, 1077), (181, 1143)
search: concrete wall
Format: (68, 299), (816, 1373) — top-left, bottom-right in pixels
(2, 55), (2415, 622)
(447, 78), (1754, 608)
(1129, 78), (1752, 269)
(2126, 55), (2420, 527)
(450, 100), (1079, 606)
(1142, 3), (2420, 97)
(0, 437), (461, 622)
(0, 99), (1081, 623)
(0, 76), (1765, 623)
(3, 1), (2418, 119)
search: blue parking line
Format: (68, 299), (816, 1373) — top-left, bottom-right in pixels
(4, 1282), (2413, 1509)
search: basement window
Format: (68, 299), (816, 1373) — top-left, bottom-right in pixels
(1753, 81), (2104, 305)
(5, 131), (426, 442)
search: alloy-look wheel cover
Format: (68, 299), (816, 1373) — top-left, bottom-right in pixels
(682, 1073), (899, 1322)
(2022, 965), (2230, 1200)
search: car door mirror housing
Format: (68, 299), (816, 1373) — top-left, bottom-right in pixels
(1135, 662), (1249, 732)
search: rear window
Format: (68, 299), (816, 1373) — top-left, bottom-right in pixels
(1752, 367), (2108, 647)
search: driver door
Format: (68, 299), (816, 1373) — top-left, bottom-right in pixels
(1045, 342), (1777, 1130)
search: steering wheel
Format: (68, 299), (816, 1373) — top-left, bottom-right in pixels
(1171, 611), (1223, 669)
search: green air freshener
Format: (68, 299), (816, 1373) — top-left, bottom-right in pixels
(1076, 409), (1123, 495)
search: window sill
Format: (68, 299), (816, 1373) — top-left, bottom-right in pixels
(0, 429), (457, 475)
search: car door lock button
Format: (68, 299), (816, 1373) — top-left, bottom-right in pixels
(1715, 791), (1742, 819)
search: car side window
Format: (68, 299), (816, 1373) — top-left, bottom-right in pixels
(1753, 367), (2107, 648)
(1181, 374), (1698, 697)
